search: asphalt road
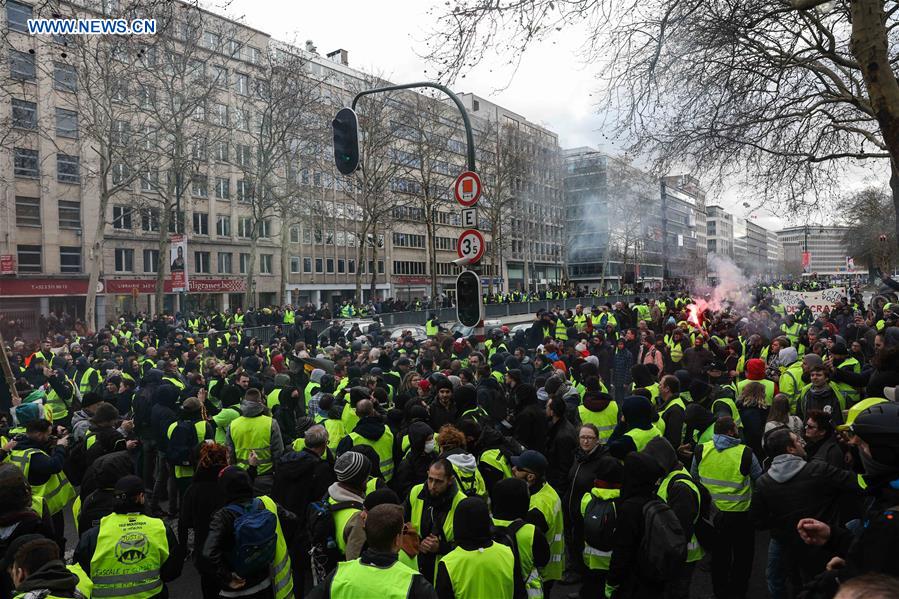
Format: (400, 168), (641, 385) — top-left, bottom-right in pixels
(65, 501), (771, 599)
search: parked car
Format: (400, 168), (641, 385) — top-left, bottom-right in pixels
(386, 325), (429, 342)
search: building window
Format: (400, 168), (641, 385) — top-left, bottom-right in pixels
(192, 140), (207, 161)
(338, 259), (345, 273)
(238, 217), (252, 238)
(290, 256), (300, 273)
(217, 252), (232, 273)
(57, 154), (80, 184)
(215, 177), (230, 199)
(259, 219), (271, 238)
(239, 253), (249, 274)
(234, 72), (249, 95)
(10, 50), (36, 80)
(15, 196), (40, 227)
(53, 62), (77, 92)
(55, 108), (79, 138)
(216, 215), (231, 236)
(58, 200), (81, 229)
(233, 107), (248, 131)
(137, 84), (156, 109)
(17, 245), (41, 273)
(112, 163), (129, 185)
(212, 103), (228, 126)
(260, 254), (273, 274)
(7, 0), (32, 32)
(113, 205), (133, 229)
(114, 248), (134, 272)
(236, 144), (251, 166)
(140, 170), (158, 192)
(13, 148), (39, 178)
(143, 249), (159, 273)
(326, 258), (334, 273)
(303, 229), (312, 245)
(59, 247), (82, 273)
(303, 257), (312, 273)
(315, 258), (323, 273)
(192, 175), (208, 198)
(12, 99), (37, 129)
(194, 251), (210, 273)
(290, 226), (300, 243)
(237, 179), (252, 202)
(141, 208), (160, 232)
(192, 212), (209, 235)
(215, 141), (228, 162)
(211, 65), (227, 88)
(348, 259), (356, 273)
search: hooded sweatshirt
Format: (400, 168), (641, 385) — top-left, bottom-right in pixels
(13, 560), (78, 597)
(444, 450), (483, 498)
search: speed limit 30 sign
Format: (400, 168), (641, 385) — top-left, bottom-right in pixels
(457, 229), (485, 264)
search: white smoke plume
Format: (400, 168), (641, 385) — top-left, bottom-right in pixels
(692, 253), (751, 316)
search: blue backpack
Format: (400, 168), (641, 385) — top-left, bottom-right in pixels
(225, 498), (278, 577)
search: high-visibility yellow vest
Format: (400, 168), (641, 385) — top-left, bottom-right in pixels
(259, 495), (294, 599)
(835, 357), (861, 406)
(349, 428), (395, 481)
(45, 385), (72, 423)
(166, 420), (209, 479)
(212, 407), (241, 445)
(229, 415), (274, 474)
(328, 496), (362, 557)
(313, 415), (346, 451)
(67, 562), (94, 599)
(408, 483), (465, 578)
(578, 403), (619, 444)
(266, 388), (282, 410)
(9, 448), (75, 515)
(493, 517), (543, 599)
(426, 320), (439, 336)
(441, 542), (515, 599)
(657, 468), (704, 563)
(697, 440), (751, 512)
(530, 482), (564, 581)
(572, 314), (588, 332)
(555, 319), (568, 341)
(78, 367), (98, 394)
(735, 379), (775, 405)
(624, 425), (661, 452)
(479, 448), (512, 479)
(330, 557), (417, 599)
(90, 512), (169, 599)
(580, 487), (620, 571)
(304, 382), (320, 408)
(656, 397), (686, 438)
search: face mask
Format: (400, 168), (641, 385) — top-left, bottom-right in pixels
(424, 439), (436, 454)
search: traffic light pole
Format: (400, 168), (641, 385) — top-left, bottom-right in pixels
(352, 82), (476, 172)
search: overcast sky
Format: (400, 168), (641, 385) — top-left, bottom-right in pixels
(209, 0), (884, 232)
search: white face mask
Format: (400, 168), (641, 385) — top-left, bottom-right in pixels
(424, 439), (437, 454)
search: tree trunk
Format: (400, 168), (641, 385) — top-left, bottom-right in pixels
(155, 226), (170, 317)
(280, 215), (290, 305)
(354, 227), (368, 302)
(369, 222), (379, 302)
(244, 237), (258, 308)
(426, 209), (438, 307)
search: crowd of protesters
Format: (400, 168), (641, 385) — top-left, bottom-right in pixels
(0, 279), (898, 599)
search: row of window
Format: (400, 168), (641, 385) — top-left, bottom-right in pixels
(15, 196), (81, 229)
(10, 50), (76, 91)
(12, 148), (80, 183)
(113, 248), (271, 275)
(110, 205), (272, 238)
(12, 100), (79, 137)
(289, 257), (384, 275)
(15, 245), (81, 273)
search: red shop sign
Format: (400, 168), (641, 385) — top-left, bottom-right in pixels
(0, 277), (89, 296)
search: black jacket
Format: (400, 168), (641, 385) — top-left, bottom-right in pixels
(271, 448), (336, 533)
(0, 506), (57, 598)
(545, 416), (578, 493)
(11, 437), (66, 487)
(308, 549), (437, 599)
(564, 446), (624, 520)
(512, 392), (547, 455)
(202, 498), (297, 586)
(178, 466), (227, 576)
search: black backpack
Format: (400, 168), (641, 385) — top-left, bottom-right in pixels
(668, 472), (716, 551)
(583, 493), (617, 551)
(306, 498), (362, 585)
(638, 498), (687, 582)
(166, 421), (200, 467)
(491, 520), (527, 599)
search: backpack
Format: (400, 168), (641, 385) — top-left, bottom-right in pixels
(224, 498), (278, 577)
(638, 498), (687, 582)
(583, 494), (617, 551)
(306, 499), (363, 585)
(63, 435), (90, 486)
(668, 472), (716, 551)
(491, 520), (527, 599)
(166, 421), (200, 467)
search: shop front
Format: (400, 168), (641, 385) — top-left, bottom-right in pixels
(0, 277), (90, 335)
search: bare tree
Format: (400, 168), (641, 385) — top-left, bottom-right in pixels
(399, 93), (458, 303)
(232, 44), (323, 306)
(346, 76), (411, 302)
(476, 117), (530, 294)
(841, 187), (898, 275)
(425, 0), (899, 253)
(136, 3), (240, 312)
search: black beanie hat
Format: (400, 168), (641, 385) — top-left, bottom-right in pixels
(363, 487), (401, 510)
(218, 466), (254, 503)
(490, 478), (530, 520)
(452, 496), (493, 545)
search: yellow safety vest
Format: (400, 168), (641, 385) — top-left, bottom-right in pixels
(166, 420), (209, 479)
(259, 495), (294, 599)
(90, 512), (169, 599)
(9, 448), (75, 515)
(330, 557), (417, 599)
(577, 403), (619, 444)
(624, 425), (661, 452)
(493, 517), (543, 599)
(441, 542), (515, 599)
(697, 440), (751, 512)
(657, 468), (704, 563)
(530, 482), (564, 581)
(580, 487), (620, 571)
(348, 428), (395, 481)
(229, 415), (274, 474)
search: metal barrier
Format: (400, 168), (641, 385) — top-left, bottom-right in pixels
(237, 293), (667, 341)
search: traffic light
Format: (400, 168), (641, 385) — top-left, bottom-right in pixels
(332, 107), (360, 175)
(456, 270), (483, 327)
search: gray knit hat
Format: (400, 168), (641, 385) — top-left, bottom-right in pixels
(334, 451), (371, 483)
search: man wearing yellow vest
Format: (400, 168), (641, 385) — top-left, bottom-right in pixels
(227, 388), (284, 494)
(404, 459), (466, 584)
(436, 496), (515, 599)
(336, 399), (395, 482)
(203, 467), (294, 599)
(512, 450), (565, 595)
(9, 419), (75, 553)
(7, 537), (83, 599)
(491, 478), (550, 599)
(691, 416), (762, 599)
(166, 397), (213, 502)
(607, 395), (662, 460)
(308, 503), (437, 599)
(321, 451), (370, 568)
(74, 475), (181, 599)
(577, 382), (619, 445)
(644, 437), (706, 599)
